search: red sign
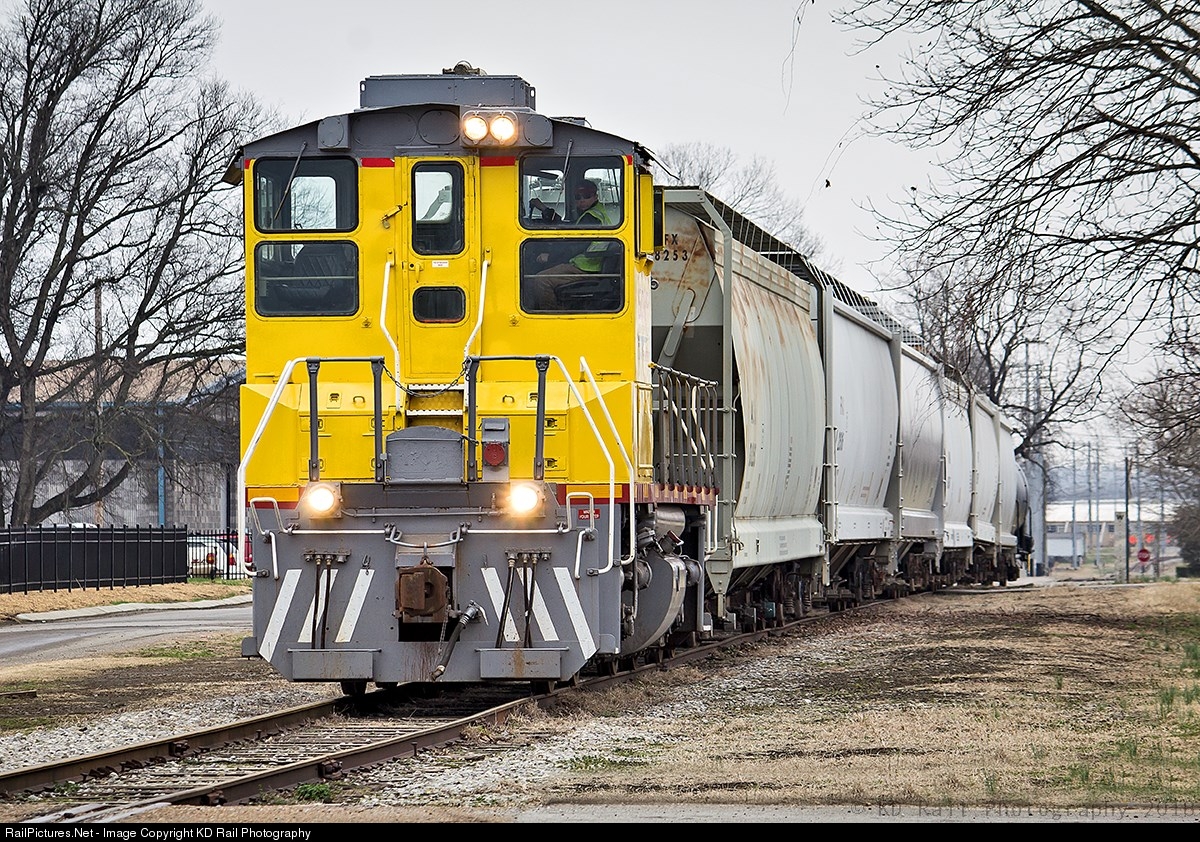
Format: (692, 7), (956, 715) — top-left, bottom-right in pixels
(1137, 548), (1151, 563)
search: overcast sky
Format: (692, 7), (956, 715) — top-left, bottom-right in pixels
(202, 0), (929, 298)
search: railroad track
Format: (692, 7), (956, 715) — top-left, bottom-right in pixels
(2, 603), (880, 822)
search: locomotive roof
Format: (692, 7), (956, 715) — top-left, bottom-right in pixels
(230, 65), (649, 176)
(359, 68), (537, 109)
(230, 107), (649, 186)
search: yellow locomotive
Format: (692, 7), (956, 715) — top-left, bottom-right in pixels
(234, 64), (1027, 693)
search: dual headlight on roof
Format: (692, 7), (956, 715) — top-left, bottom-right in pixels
(460, 109), (553, 148)
(463, 111), (517, 145)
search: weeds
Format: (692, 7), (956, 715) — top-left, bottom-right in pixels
(294, 782), (333, 802)
(1158, 686), (1179, 720)
(564, 754), (650, 771)
(131, 641), (220, 661)
(0, 716), (52, 731)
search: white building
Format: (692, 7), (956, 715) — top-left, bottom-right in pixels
(1043, 499), (1175, 566)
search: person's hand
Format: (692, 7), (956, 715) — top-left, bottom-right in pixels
(536, 252), (549, 264)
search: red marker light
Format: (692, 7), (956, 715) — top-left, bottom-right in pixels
(482, 442), (507, 467)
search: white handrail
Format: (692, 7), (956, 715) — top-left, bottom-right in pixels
(237, 357), (308, 582)
(463, 258), (490, 360)
(467, 352), (616, 577)
(580, 357), (636, 572)
(378, 259), (401, 408)
(544, 355), (615, 575)
(566, 492), (596, 578)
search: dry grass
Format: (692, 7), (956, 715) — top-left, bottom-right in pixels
(0, 580), (250, 622)
(520, 582), (1200, 809)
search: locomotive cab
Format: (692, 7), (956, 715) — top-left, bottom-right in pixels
(235, 67), (708, 692)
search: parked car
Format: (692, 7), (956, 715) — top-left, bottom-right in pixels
(187, 536), (251, 578)
(219, 532), (254, 572)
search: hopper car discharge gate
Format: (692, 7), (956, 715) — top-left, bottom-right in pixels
(238, 354), (696, 687)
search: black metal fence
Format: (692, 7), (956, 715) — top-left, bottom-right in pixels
(0, 525), (251, 594)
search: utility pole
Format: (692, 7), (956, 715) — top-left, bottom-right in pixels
(1136, 450), (1143, 577)
(94, 282), (104, 526)
(1157, 484), (1164, 579)
(1086, 442), (1095, 568)
(1071, 448), (1079, 569)
(1124, 452), (1131, 582)
(1094, 446), (1103, 569)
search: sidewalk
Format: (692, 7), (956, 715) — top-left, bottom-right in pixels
(14, 593), (252, 623)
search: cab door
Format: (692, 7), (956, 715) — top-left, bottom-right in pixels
(396, 158), (478, 383)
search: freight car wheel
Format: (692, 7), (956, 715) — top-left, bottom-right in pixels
(340, 679), (368, 697)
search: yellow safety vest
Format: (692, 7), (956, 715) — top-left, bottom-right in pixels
(569, 203), (613, 273)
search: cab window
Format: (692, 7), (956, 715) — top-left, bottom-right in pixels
(520, 156), (622, 229)
(519, 239), (623, 314)
(254, 241), (358, 316)
(413, 287), (466, 323)
(412, 163), (464, 254)
(254, 157), (357, 232)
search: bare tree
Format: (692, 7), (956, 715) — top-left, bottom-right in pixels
(1124, 318), (1200, 571)
(832, 0), (1200, 421)
(652, 142), (825, 259)
(900, 254), (1113, 461)
(1126, 320), (1200, 495)
(0, 0), (264, 526)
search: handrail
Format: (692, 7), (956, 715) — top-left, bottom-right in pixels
(650, 362), (718, 490)
(378, 259), (401, 408)
(237, 355), (384, 584)
(247, 496), (284, 580)
(462, 257), (490, 360)
(465, 353), (616, 577)
(237, 357), (306, 581)
(580, 357), (636, 573)
(565, 492), (596, 579)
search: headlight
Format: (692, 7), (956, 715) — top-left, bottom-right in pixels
(301, 481), (342, 518)
(507, 482), (542, 517)
(461, 110), (520, 146)
(462, 114), (489, 142)
(489, 114), (517, 143)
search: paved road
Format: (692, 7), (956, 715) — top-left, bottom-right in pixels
(0, 600), (251, 667)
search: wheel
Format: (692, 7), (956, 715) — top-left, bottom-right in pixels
(340, 679), (368, 697)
